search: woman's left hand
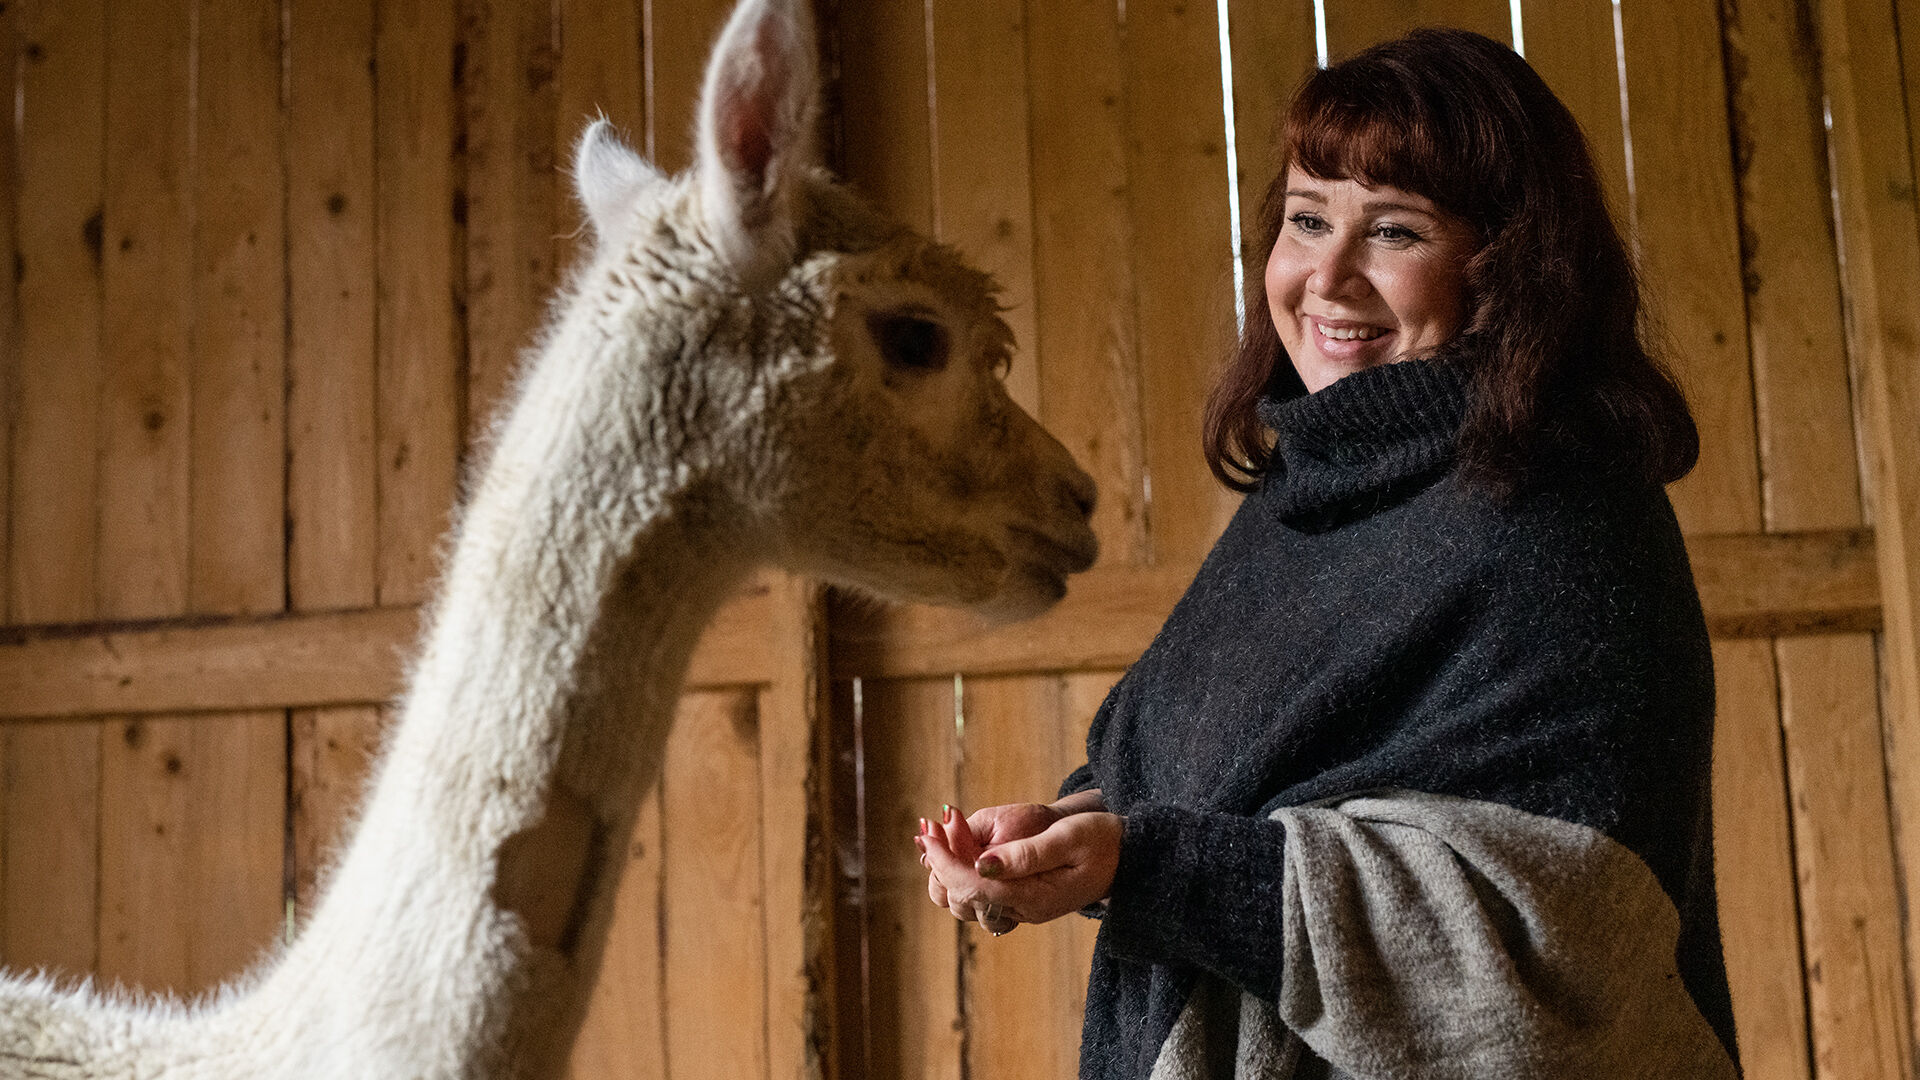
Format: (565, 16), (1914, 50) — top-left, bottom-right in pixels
(917, 807), (1123, 932)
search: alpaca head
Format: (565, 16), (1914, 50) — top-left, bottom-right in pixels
(566, 0), (1097, 619)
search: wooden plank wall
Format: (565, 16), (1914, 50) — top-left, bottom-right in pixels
(0, 0), (1916, 1078)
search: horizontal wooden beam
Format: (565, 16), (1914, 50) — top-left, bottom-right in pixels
(0, 582), (779, 721)
(828, 528), (1883, 680)
(0, 530), (1881, 718)
(1688, 528), (1881, 637)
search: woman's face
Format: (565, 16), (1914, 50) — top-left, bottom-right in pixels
(1266, 170), (1477, 393)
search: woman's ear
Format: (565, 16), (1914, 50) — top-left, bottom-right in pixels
(692, 0), (820, 289)
(573, 118), (663, 249)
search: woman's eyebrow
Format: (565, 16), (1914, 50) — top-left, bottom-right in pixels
(1362, 200), (1436, 216)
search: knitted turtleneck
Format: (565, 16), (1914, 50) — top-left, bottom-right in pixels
(1254, 358), (1469, 525)
(1063, 359), (1735, 1079)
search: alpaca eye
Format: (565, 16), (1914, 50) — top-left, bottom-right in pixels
(869, 312), (950, 372)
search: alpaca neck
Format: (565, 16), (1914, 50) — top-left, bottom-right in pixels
(246, 329), (758, 1075)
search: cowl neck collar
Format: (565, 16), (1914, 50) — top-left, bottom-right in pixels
(1255, 358), (1469, 528)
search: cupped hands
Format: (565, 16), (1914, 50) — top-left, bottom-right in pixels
(914, 795), (1122, 937)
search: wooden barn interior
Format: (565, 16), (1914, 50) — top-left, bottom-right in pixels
(1, 0), (1918, 1076)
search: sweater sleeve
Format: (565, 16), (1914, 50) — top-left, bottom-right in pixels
(1103, 802), (1291, 995)
(1057, 762), (1100, 801)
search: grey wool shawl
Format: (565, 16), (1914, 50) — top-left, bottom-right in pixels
(1064, 358), (1738, 1079)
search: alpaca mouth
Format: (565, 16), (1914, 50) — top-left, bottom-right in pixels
(1004, 522), (1099, 580)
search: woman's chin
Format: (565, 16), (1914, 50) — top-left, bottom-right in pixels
(1297, 347), (1418, 393)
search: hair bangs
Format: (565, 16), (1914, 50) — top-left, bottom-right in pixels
(1283, 73), (1462, 219)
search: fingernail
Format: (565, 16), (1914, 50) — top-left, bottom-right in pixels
(941, 804), (953, 824)
(913, 836), (926, 852)
(976, 854), (1004, 879)
(918, 818), (929, 836)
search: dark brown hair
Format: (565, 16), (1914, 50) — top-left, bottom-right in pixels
(1203, 28), (1698, 495)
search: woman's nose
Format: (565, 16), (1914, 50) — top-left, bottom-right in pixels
(1308, 242), (1367, 300)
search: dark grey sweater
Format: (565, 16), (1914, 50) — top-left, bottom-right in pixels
(1064, 359), (1735, 1079)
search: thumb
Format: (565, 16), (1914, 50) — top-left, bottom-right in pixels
(975, 834), (1056, 881)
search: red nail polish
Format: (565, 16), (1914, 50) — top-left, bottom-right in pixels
(976, 854), (1003, 879)
(941, 804), (953, 824)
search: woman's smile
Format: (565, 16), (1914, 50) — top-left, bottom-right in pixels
(1307, 317), (1394, 360)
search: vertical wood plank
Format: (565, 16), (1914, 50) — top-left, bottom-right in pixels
(834, 0), (933, 231)
(190, 0), (285, 617)
(645, 0), (734, 173)
(1710, 640), (1812, 1080)
(1522, 0), (1631, 228)
(1721, 0), (1860, 534)
(758, 577), (833, 1080)
(926, 0), (1041, 414)
(6, 0), (106, 982)
(860, 676), (963, 1080)
(1122, 0), (1243, 566)
(1617, 0), (1762, 536)
(1, 722), (102, 978)
(556, 0), (646, 269)
(0, 0), (15, 631)
(1025, 0), (1150, 567)
(100, 0), (194, 621)
(289, 707), (386, 919)
(661, 690), (769, 1080)
(96, 0), (205, 1001)
(376, 0), (462, 606)
(11, 0), (104, 625)
(959, 676), (1065, 1080)
(1226, 0), (1319, 268)
(0, 735), (5, 950)
(961, 673), (1106, 1080)
(826, 676), (873, 1080)
(462, 0), (560, 441)
(1828, 0), (1920, 1037)
(1323, 0), (1512, 57)
(1778, 635), (1913, 1080)
(289, 0), (379, 612)
(97, 714), (285, 996)
(568, 784), (668, 1080)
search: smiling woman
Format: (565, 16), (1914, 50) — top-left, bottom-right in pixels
(917, 27), (1740, 1080)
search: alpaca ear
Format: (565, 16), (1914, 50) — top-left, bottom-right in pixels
(694, 0), (819, 287)
(574, 118), (663, 247)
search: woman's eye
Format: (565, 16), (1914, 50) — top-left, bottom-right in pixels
(869, 312), (951, 372)
(1375, 223), (1422, 243)
(1288, 212), (1327, 234)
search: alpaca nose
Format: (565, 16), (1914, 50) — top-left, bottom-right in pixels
(1063, 469), (1097, 520)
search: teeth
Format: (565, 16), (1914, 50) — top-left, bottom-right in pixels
(1317, 322), (1385, 341)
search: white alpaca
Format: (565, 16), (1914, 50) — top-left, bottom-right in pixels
(0, 0), (1097, 1075)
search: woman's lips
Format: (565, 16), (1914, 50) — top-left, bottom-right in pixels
(1308, 317), (1395, 360)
